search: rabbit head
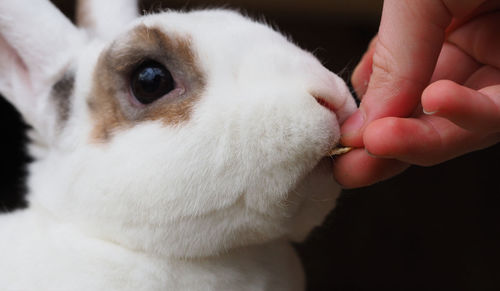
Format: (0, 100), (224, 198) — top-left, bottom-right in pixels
(0, 0), (356, 258)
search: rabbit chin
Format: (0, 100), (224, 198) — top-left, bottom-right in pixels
(286, 157), (341, 242)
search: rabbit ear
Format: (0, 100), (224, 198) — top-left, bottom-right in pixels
(77, 0), (139, 40)
(0, 0), (84, 141)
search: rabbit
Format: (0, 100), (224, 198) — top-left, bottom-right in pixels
(0, 0), (357, 290)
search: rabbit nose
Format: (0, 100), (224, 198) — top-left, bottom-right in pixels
(310, 89), (356, 125)
(309, 73), (357, 125)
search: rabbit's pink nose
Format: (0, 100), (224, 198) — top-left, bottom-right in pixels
(307, 71), (357, 124)
(311, 91), (356, 125)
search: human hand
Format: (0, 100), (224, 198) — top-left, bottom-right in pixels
(333, 0), (500, 188)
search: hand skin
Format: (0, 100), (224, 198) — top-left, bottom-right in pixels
(333, 0), (500, 188)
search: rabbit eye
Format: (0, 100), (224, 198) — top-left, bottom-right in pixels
(131, 61), (175, 104)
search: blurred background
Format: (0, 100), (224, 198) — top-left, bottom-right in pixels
(1, 0), (499, 290)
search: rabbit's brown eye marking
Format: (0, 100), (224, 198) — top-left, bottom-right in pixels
(131, 60), (175, 104)
(51, 71), (75, 125)
(88, 25), (206, 142)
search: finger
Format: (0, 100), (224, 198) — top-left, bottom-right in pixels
(422, 80), (500, 132)
(430, 42), (480, 84)
(363, 115), (499, 166)
(447, 11), (500, 69)
(341, 0), (453, 147)
(442, 0), (488, 18)
(351, 36), (377, 98)
(445, 0), (500, 34)
(332, 148), (409, 188)
(465, 65), (500, 90)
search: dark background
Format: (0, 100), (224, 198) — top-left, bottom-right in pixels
(1, 1), (499, 290)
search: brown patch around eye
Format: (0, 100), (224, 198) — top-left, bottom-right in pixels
(88, 25), (206, 142)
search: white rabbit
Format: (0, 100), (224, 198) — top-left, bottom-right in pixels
(0, 0), (357, 290)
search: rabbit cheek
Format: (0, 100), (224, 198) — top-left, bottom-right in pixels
(87, 25), (206, 142)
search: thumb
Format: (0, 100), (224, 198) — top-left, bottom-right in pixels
(341, 0), (452, 147)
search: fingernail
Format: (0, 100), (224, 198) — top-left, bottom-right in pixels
(423, 108), (438, 115)
(365, 148), (377, 158)
(341, 109), (365, 136)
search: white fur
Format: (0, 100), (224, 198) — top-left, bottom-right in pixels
(0, 0), (85, 143)
(0, 2), (356, 290)
(78, 0), (139, 39)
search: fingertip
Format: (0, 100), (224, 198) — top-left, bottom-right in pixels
(363, 117), (406, 157)
(422, 81), (500, 132)
(340, 109), (366, 147)
(422, 80), (460, 114)
(363, 117), (442, 166)
(332, 149), (409, 188)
